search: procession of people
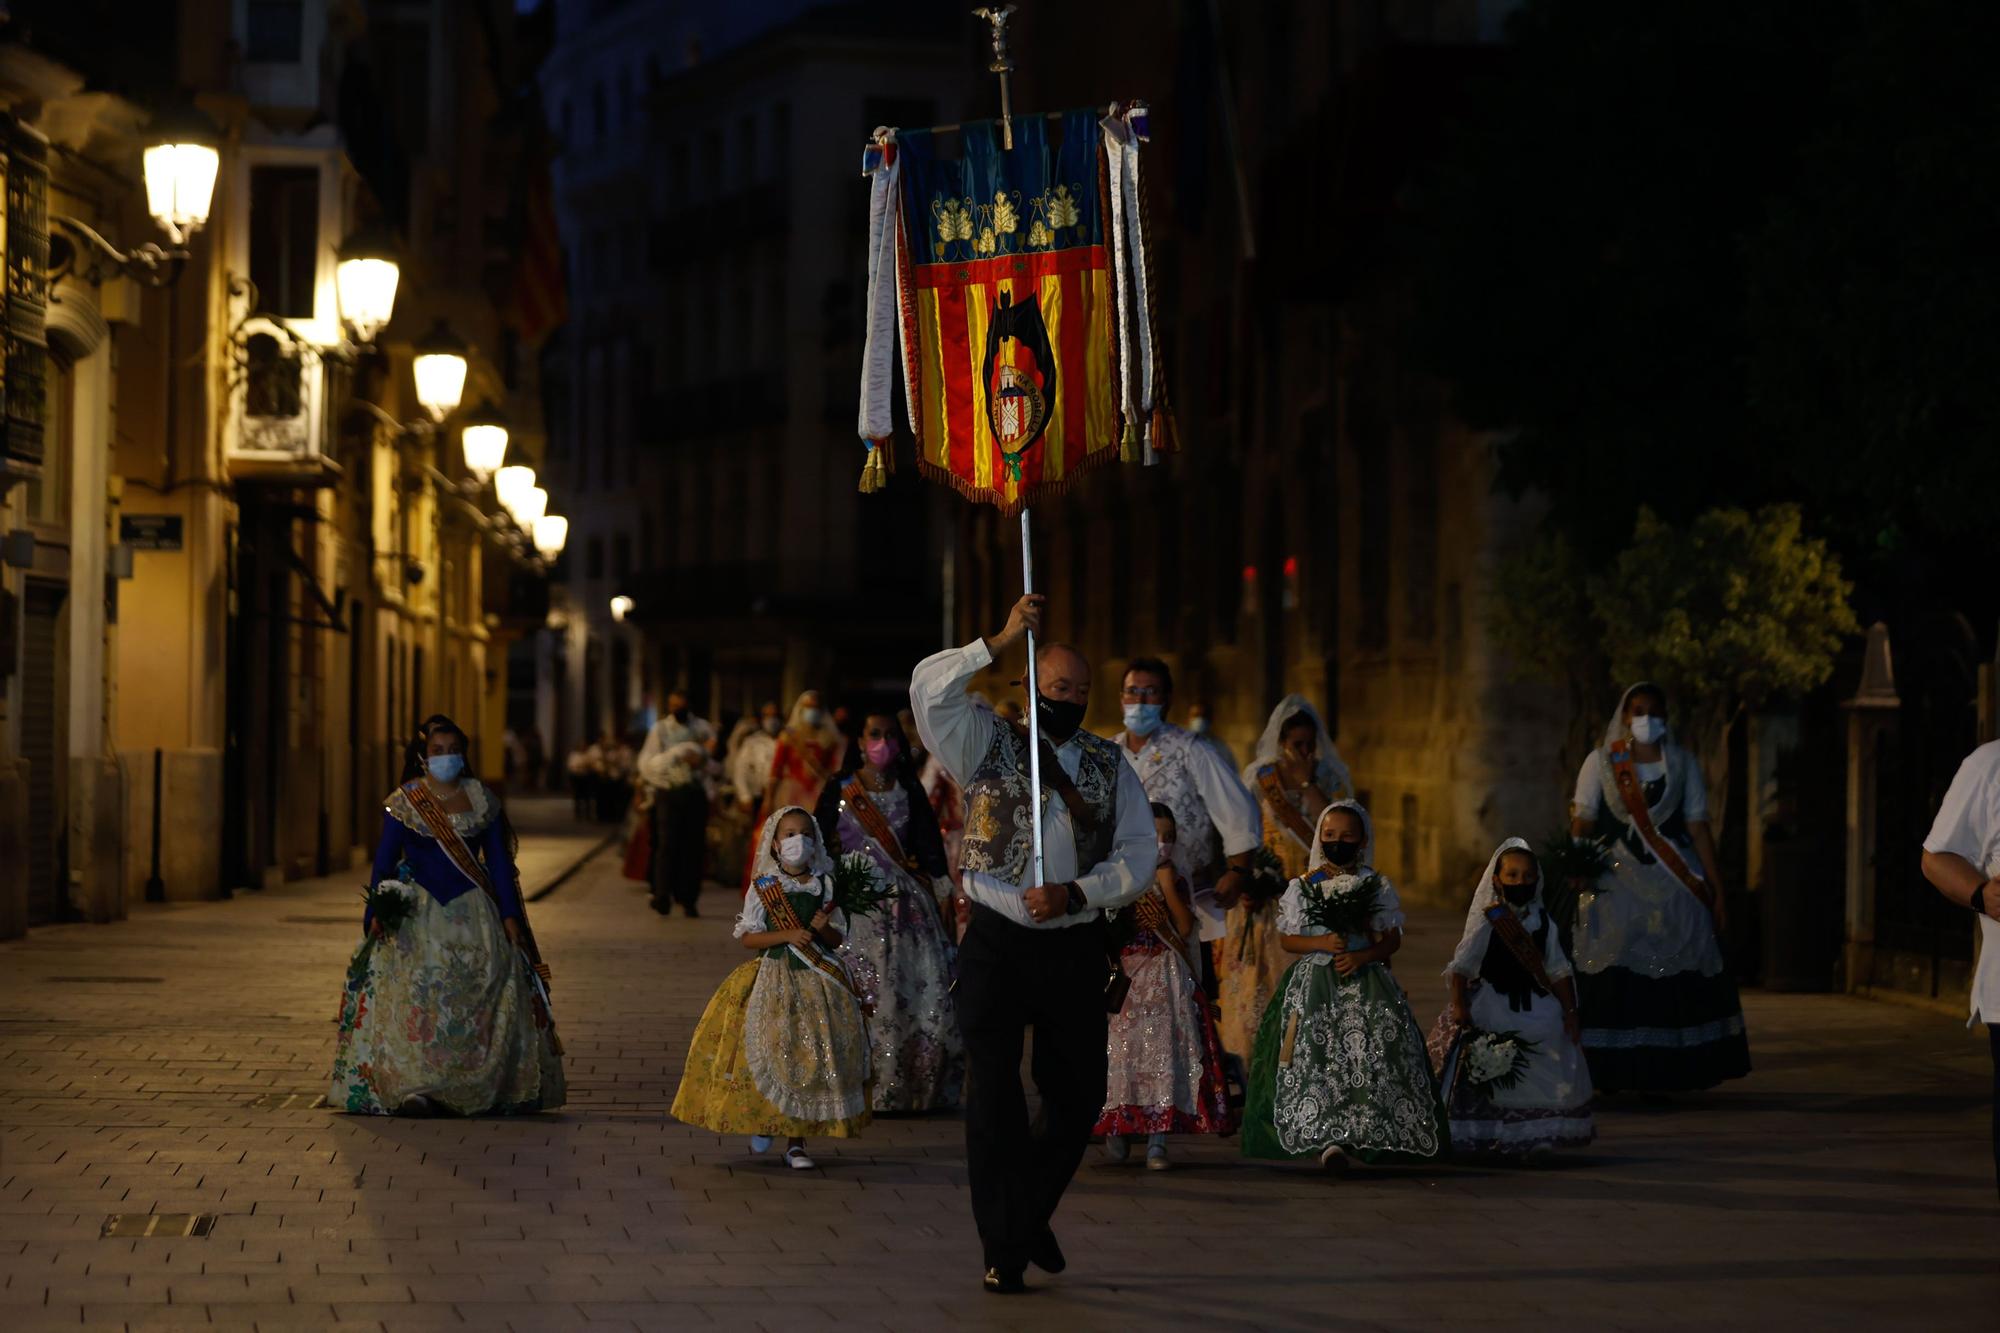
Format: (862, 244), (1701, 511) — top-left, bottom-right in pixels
(328, 589), (1804, 1296)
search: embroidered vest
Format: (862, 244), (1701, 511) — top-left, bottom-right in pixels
(959, 718), (1122, 886)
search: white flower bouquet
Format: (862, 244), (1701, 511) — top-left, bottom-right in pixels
(1461, 1027), (1537, 1092)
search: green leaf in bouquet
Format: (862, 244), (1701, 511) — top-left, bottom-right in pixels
(1245, 845), (1288, 908)
(1297, 870), (1383, 941)
(361, 881), (419, 936)
(1460, 1026), (1539, 1093)
(1540, 829), (1614, 890)
(831, 851), (895, 918)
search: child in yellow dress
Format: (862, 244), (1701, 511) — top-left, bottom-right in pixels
(671, 806), (872, 1168)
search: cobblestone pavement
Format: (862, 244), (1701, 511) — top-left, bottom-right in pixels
(2, 802), (1995, 1331)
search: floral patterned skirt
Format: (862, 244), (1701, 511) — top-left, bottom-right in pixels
(1217, 902), (1286, 1060)
(1095, 937), (1237, 1136)
(328, 884), (565, 1116)
(1241, 959), (1445, 1162)
(671, 958), (872, 1138)
(838, 878), (963, 1112)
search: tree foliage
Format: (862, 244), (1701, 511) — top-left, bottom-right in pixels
(1492, 505), (1859, 830)
(1596, 505), (1859, 747)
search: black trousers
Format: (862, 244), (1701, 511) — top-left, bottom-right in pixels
(1990, 1024), (1998, 1197)
(651, 786), (708, 911)
(956, 904), (1109, 1273)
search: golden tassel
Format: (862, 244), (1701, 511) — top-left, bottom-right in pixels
(1119, 421), (1140, 462)
(858, 444), (888, 493)
(1279, 1009), (1300, 1067)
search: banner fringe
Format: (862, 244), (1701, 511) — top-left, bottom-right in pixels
(916, 448), (1120, 516)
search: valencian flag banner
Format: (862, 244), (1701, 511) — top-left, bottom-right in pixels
(857, 106), (1175, 512)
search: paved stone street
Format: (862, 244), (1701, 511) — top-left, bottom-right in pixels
(2, 802), (1995, 1331)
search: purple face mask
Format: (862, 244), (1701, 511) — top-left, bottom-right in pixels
(864, 737), (900, 770)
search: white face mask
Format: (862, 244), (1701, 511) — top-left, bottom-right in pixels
(777, 833), (812, 869)
(1629, 714), (1666, 745)
(801, 708), (824, 727)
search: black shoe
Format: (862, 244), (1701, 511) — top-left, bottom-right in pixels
(982, 1267), (1027, 1295)
(1028, 1227), (1066, 1275)
(681, 902), (700, 918)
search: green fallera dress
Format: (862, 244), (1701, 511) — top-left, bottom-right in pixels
(1241, 870), (1447, 1163)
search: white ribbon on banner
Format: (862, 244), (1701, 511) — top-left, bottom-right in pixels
(857, 127), (904, 449)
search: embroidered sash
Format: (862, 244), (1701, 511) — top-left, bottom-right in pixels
(1606, 742), (1711, 905)
(754, 875), (864, 1000)
(1482, 903), (1557, 996)
(1134, 885), (1191, 962)
(841, 777), (951, 935)
(1254, 764), (1324, 852)
(400, 781), (557, 1045)
(842, 777), (918, 872)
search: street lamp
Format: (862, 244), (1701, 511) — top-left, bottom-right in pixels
(610, 594), (634, 623)
(142, 101), (221, 246)
(411, 319), (468, 421)
(494, 464), (537, 516)
(513, 486), (549, 529)
(335, 225), (401, 346)
(532, 514), (569, 560)
(459, 399), (509, 481)
(51, 99), (220, 287)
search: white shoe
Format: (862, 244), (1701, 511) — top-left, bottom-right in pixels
(749, 1134), (773, 1153)
(786, 1146), (816, 1170)
(1102, 1134), (1129, 1163)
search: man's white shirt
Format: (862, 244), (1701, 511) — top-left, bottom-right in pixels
(911, 639), (1153, 930)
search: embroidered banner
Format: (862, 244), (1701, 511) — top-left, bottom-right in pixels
(858, 106), (1175, 512)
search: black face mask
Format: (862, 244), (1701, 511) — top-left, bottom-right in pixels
(671, 708), (690, 722)
(1320, 839), (1362, 867)
(1035, 693), (1087, 743)
(1501, 881), (1538, 905)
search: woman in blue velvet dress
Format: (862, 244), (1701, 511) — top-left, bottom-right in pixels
(329, 718), (566, 1116)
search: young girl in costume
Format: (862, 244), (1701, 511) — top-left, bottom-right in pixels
(1095, 803), (1238, 1169)
(672, 806), (871, 1168)
(1241, 799), (1445, 1169)
(1430, 838), (1595, 1161)
(814, 712), (963, 1112)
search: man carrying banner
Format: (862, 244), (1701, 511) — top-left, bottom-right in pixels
(910, 593), (1153, 1294)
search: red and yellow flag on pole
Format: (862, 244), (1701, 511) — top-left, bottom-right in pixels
(858, 105), (1174, 513)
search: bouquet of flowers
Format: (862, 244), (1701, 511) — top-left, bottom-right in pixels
(1540, 829), (1613, 889)
(830, 851), (895, 918)
(1460, 1027), (1537, 1092)
(361, 881), (419, 936)
(1244, 846), (1288, 908)
(1297, 870), (1383, 940)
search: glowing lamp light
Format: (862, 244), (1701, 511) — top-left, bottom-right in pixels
(532, 514), (569, 559)
(461, 424), (508, 480)
(335, 226), (401, 345)
(412, 319), (468, 421)
(610, 594), (634, 623)
(514, 486), (549, 528)
(459, 400), (510, 480)
(494, 464), (537, 514)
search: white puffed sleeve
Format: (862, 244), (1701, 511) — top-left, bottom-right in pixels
(731, 886), (768, 939)
(1543, 910), (1575, 982)
(1370, 876), (1408, 933)
(1276, 879), (1313, 936)
(1571, 752), (1605, 820)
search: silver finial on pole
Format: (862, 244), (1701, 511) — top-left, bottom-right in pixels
(973, 5), (1018, 149)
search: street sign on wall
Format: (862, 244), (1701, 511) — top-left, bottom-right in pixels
(119, 514), (183, 551)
